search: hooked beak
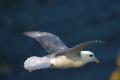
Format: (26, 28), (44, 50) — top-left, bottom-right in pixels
(94, 58), (100, 63)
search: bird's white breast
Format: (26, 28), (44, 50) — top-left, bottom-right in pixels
(50, 55), (84, 68)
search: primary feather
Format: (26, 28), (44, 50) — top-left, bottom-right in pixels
(23, 31), (68, 54)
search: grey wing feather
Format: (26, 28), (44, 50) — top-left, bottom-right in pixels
(66, 40), (104, 55)
(23, 31), (68, 53)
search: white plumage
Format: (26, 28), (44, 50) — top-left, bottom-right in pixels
(24, 56), (51, 71)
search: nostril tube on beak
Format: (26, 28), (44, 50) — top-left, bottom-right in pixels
(94, 58), (100, 63)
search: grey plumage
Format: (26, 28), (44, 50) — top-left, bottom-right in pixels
(23, 31), (68, 54)
(23, 31), (104, 56)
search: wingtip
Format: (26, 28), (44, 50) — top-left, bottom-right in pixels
(93, 40), (105, 45)
(22, 31), (45, 38)
(22, 31), (55, 38)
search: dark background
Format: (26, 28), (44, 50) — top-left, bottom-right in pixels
(0, 0), (120, 80)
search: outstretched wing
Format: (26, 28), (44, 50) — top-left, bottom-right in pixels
(23, 31), (68, 53)
(65, 40), (104, 56)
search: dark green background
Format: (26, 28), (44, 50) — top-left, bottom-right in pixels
(0, 0), (120, 80)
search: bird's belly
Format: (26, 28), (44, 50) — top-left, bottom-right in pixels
(50, 56), (83, 68)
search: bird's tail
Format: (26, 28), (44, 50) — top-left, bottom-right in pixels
(24, 56), (51, 72)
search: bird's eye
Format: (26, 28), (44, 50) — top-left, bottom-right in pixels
(89, 54), (93, 57)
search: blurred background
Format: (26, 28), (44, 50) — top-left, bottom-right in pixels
(0, 0), (120, 80)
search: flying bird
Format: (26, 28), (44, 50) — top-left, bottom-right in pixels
(23, 31), (104, 72)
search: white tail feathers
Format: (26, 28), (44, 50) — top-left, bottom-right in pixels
(24, 56), (51, 72)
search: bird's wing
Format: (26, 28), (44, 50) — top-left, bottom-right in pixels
(23, 31), (68, 53)
(65, 40), (104, 56)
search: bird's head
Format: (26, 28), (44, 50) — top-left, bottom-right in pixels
(80, 51), (99, 64)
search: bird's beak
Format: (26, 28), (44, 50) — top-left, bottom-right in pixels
(94, 58), (100, 63)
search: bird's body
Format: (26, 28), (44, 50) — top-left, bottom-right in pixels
(50, 55), (83, 68)
(23, 31), (103, 72)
